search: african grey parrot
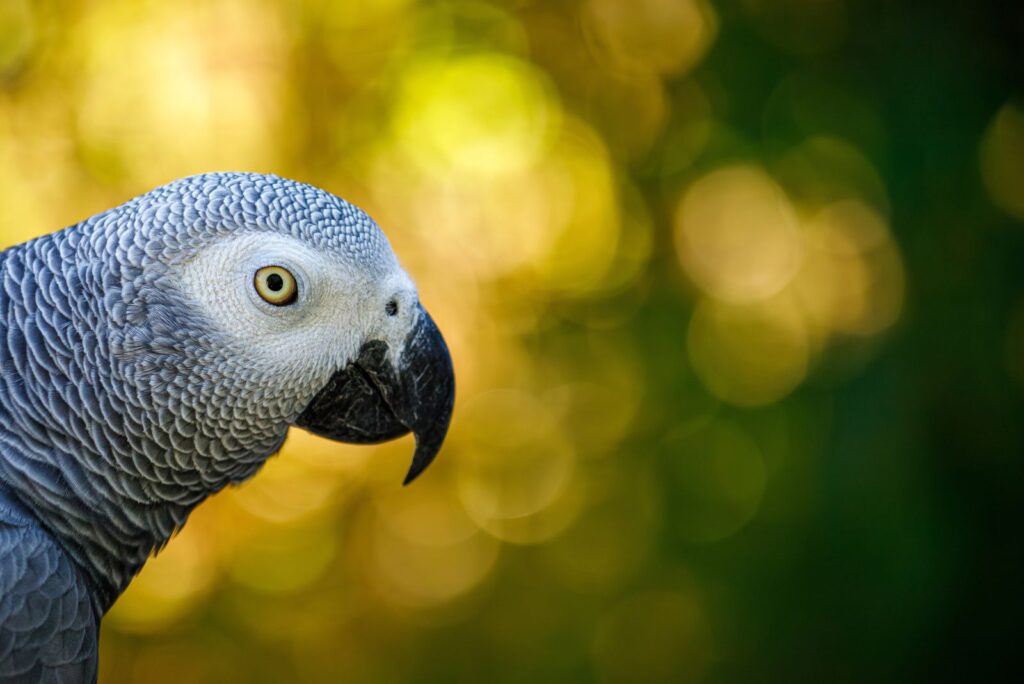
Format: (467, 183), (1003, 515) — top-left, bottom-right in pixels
(0, 173), (455, 681)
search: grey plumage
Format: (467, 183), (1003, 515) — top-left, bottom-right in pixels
(0, 173), (455, 681)
(1, 486), (96, 682)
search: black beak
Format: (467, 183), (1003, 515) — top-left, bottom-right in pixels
(294, 305), (455, 485)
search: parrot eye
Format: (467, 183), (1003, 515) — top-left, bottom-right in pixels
(254, 265), (298, 306)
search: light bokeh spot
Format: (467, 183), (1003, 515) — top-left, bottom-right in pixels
(688, 297), (810, 406)
(675, 165), (804, 304)
(456, 390), (576, 542)
(584, 0), (718, 77)
(792, 200), (904, 337)
(362, 505), (500, 609)
(980, 100), (1024, 220)
(393, 53), (558, 179)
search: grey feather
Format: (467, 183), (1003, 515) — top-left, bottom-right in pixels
(1, 485), (98, 682)
(0, 173), (393, 681)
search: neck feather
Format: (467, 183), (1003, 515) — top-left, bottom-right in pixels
(0, 231), (285, 611)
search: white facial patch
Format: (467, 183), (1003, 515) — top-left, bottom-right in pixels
(171, 231), (419, 386)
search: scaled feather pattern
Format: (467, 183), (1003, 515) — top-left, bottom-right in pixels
(0, 173), (445, 681)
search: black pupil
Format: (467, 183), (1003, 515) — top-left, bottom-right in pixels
(386, 299), (398, 316)
(266, 273), (284, 292)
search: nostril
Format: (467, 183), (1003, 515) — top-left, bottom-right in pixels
(385, 299), (399, 317)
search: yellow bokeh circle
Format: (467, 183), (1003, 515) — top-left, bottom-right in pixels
(687, 297), (810, 406)
(675, 165), (804, 303)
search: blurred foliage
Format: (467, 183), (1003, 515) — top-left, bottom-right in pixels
(2, 0), (1023, 681)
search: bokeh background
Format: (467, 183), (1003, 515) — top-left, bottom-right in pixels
(2, 0), (1023, 681)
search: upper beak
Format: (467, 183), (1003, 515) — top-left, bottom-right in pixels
(294, 304), (455, 485)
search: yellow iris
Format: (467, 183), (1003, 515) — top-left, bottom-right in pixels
(253, 265), (298, 306)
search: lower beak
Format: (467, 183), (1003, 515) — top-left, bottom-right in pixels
(294, 305), (455, 485)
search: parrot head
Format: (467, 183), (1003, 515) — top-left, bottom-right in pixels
(104, 173), (454, 487)
(0, 172), (455, 606)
